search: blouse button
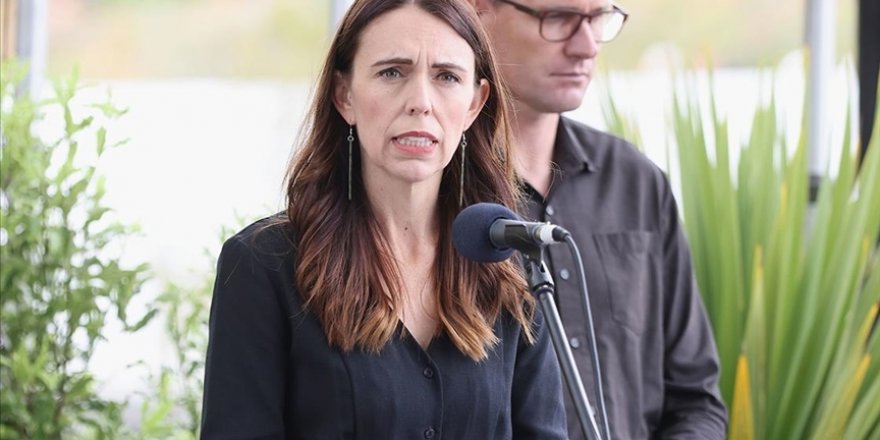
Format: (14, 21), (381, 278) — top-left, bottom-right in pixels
(569, 337), (581, 349)
(545, 205), (555, 216)
(424, 427), (436, 438)
(422, 367), (434, 379)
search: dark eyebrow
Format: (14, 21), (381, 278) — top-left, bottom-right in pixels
(371, 57), (412, 67)
(432, 62), (466, 72)
(370, 58), (466, 72)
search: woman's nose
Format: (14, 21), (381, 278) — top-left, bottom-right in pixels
(405, 77), (432, 116)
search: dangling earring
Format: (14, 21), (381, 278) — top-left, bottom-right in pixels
(459, 132), (467, 206)
(347, 125), (355, 201)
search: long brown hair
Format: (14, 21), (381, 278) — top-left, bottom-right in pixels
(285, 0), (532, 360)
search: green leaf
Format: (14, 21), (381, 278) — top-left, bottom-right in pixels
(125, 308), (159, 333)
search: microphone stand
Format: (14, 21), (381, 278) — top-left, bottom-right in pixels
(522, 250), (603, 440)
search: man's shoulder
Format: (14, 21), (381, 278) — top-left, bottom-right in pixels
(559, 116), (662, 178)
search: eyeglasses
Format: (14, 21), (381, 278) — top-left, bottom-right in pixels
(496, 0), (629, 43)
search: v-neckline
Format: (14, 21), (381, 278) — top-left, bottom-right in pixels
(399, 321), (441, 353)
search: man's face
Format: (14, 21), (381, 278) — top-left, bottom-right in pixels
(476, 0), (609, 115)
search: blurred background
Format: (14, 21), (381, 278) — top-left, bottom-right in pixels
(27, 0), (861, 280)
(1, 0), (877, 438)
(43, 0), (855, 77)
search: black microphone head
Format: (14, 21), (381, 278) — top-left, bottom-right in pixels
(452, 203), (519, 262)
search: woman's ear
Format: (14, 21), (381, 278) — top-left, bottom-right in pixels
(332, 71), (355, 125)
(464, 78), (490, 130)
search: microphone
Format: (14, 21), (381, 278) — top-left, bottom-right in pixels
(452, 202), (605, 439)
(452, 203), (570, 262)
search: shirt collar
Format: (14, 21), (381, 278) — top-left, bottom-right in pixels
(553, 116), (597, 173)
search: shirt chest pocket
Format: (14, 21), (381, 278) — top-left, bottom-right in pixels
(593, 231), (658, 336)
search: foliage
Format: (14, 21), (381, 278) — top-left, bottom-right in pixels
(134, 222), (243, 439)
(0, 60), (156, 438)
(605, 68), (880, 438)
(133, 246), (227, 439)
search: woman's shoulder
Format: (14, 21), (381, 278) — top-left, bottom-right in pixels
(220, 212), (296, 271)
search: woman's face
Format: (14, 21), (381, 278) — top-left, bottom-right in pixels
(334, 5), (489, 190)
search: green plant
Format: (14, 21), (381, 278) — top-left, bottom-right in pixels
(134, 222), (243, 439)
(0, 60), (156, 438)
(134, 268), (213, 440)
(605, 67), (879, 438)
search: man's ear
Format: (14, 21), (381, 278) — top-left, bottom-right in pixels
(332, 71), (355, 125)
(465, 78), (490, 130)
(471, 0), (492, 13)
(471, 0), (496, 28)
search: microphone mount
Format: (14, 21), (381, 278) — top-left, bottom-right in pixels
(503, 225), (544, 261)
(523, 253), (604, 440)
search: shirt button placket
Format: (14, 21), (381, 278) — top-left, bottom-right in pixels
(422, 359), (441, 440)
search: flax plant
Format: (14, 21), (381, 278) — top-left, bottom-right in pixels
(604, 71), (880, 439)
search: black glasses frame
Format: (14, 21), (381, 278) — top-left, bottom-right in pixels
(496, 0), (629, 43)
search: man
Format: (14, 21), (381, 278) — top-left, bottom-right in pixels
(470, 1), (728, 438)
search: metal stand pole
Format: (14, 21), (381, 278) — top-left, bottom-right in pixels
(525, 257), (603, 440)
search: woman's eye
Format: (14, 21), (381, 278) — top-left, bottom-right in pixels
(378, 68), (401, 79)
(438, 72), (461, 83)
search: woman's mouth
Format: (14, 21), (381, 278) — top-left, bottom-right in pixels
(393, 136), (436, 147)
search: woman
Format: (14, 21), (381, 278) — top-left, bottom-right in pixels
(200, 0), (566, 438)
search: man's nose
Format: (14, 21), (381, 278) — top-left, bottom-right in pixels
(564, 19), (600, 59)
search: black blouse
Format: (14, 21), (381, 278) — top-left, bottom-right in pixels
(200, 218), (567, 439)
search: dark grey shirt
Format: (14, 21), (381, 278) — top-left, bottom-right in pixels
(521, 117), (728, 440)
(200, 218), (567, 439)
